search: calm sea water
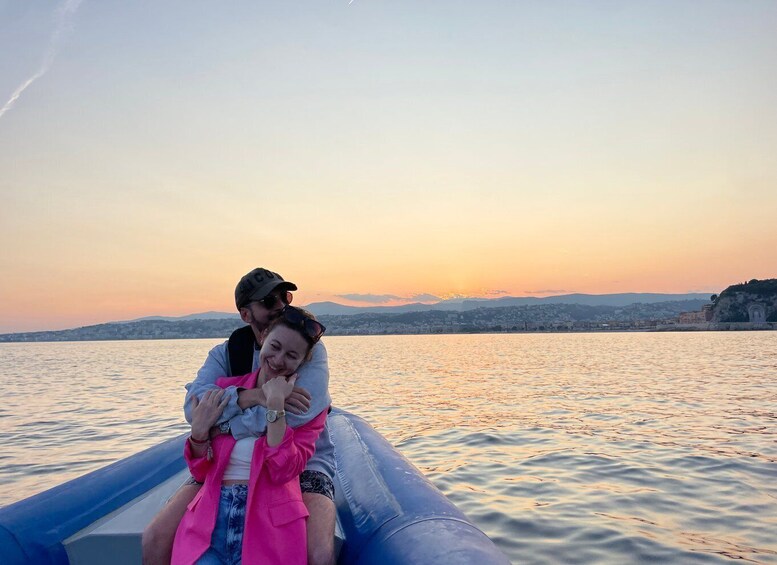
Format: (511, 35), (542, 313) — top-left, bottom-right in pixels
(2, 332), (776, 564)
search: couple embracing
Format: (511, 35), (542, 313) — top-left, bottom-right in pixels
(143, 268), (336, 565)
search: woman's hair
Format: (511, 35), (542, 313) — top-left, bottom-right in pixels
(262, 306), (325, 361)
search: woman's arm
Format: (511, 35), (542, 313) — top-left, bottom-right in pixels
(184, 437), (211, 482)
(183, 389), (229, 479)
(262, 409), (329, 484)
(262, 374), (298, 447)
(228, 342), (329, 439)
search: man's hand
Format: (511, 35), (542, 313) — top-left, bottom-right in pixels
(237, 384), (311, 413)
(285, 386), (311, 414)
(237, 387), (265, 410)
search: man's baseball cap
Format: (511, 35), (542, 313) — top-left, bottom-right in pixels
(235, 268), (298, 310)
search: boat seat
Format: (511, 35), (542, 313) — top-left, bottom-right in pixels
(64, 469), (344, 565)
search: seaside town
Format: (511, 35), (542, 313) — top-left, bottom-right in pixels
(2, 280), (775, 342)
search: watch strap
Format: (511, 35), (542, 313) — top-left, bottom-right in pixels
(266, 409), (286, 423)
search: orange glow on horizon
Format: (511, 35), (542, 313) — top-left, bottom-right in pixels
(1, 3), (775, 333)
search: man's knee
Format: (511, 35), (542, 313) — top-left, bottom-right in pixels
(142, 483), (200, 565)
(303, 492), (337, 565)
(307, 543), (336, 565)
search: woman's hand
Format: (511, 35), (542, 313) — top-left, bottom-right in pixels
(190, 389), (228, 441)
(262, 374), (298, 410)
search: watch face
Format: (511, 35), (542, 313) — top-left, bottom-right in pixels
(266, 410), (277, 423)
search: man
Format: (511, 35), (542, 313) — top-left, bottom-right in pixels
(142, 268), (336, 565)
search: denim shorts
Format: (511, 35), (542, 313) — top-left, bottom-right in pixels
(185, 470), (334, 501)
(196, 485), (248, 565)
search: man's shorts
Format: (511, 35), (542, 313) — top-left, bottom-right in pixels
(299, 470), (335, 500)
(183, 470), (334, 501)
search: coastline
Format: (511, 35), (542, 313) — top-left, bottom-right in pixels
(653, 322), (777, 332)
(1, 322), (775, 343)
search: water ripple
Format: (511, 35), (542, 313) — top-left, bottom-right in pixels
(2, 333), (777, 564)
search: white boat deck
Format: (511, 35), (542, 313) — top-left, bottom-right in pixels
(64, 469), (344, 564)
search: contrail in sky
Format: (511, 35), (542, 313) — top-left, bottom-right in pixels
(0, 0), (85, 121)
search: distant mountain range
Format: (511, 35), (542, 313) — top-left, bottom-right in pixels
(117, 292), (713, 322)
(123, 311), (241, 323)
(303, 293), (712, 316)
(0, 292), (715, 342)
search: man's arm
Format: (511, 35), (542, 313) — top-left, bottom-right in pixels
(229, 341), (330, 439)
(183, 342), (244, 425)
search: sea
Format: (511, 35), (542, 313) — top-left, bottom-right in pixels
(2, 332), (776, 564)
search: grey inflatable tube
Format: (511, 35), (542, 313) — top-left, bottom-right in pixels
(329, 408), (511, 565)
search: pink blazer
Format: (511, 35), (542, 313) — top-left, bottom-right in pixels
(171, 370), (328, 565)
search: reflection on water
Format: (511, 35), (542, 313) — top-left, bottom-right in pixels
(2, 332), (777, 563)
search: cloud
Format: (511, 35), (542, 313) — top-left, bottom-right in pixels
(484, 289), (509, 296)
(523, 289), (572, 295)
(441, 290), (509, 301)
(336, 293), (402, 304)
(439, 293), (473, 300)
(0, 0), (84, 121)
(336, 292), (443, 304)
(408, 293), (441, 302)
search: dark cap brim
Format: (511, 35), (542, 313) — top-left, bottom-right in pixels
(247, 280), (298, 303)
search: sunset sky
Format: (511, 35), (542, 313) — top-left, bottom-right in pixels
(1, 1), (776, 333)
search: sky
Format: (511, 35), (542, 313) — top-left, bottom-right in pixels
(1, 1), (776, 333)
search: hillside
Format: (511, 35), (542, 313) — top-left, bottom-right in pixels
(712, 279), (777, 322)
(305, 292), (711, 316)
(0, 299), (707, 342)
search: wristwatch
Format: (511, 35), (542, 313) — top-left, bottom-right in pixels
(266, 409), (286, 423)
(219, 421), (231, 434)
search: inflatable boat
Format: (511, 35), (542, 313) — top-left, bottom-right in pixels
(0, 408), (510, 564)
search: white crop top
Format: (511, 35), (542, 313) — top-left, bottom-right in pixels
(222, 436), (258, 481)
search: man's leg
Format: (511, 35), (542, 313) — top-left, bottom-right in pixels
(302, 491), (337, 565)
(142, 482), (200, 565)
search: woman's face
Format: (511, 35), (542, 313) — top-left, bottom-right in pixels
(259, 325), (309, 378)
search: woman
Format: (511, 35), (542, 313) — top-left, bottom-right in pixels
(171, 306), (328, 565)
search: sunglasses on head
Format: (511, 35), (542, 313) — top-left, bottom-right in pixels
(255, 291), (293, 310)
(282, 306), (326, 343)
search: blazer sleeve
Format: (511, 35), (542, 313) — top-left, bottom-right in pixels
(261, 408), (329, 484)
(183, 438), (212, 483)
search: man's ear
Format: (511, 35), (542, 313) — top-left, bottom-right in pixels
(239, 307), (252, 324)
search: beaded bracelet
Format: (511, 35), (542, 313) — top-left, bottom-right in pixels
(188, 435), (213, 460)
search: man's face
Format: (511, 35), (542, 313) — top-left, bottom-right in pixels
(242, 289), (290, 331)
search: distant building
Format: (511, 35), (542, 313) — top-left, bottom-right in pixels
(678, 304), (713, 324)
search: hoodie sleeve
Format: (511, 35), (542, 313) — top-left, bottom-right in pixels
(260, 409), (329, 484)
(183, 341), (244, 425)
